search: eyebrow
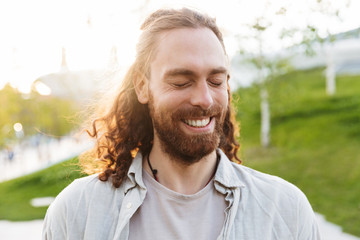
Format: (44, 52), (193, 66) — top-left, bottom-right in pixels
(163, 67), (228, 79)
(209, 67), (228, 75)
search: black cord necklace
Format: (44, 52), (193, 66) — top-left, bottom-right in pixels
(146, 153), (220, 185)
(147, 154), (159, 182)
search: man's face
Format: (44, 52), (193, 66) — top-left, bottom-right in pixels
(145, 28), (229, 164)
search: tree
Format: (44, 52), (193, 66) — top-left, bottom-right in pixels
(236, 0), (348, 147)
(237, 6), (291, 148)
(0, 84), (80, 148)
(282, 0), (349, 96)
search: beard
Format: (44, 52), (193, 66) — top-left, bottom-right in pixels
(148, 94), (227, 165)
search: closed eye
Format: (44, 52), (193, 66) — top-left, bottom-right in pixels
(208, 77), (225, 87)
(172, 82), (191, 88)
(209, 80), (223, 86)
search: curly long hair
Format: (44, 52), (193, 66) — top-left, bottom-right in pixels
(84, 8), (240, 188)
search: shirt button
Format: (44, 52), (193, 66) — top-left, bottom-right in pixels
(126, 202), (132, 209)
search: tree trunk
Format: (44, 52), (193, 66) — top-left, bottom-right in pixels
(326, 47), (336, 96)
(260, 86), (270, 147)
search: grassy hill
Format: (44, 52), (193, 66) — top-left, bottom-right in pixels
(0, 67), (359, 236)
(234, 68), (360, 236)
(0, 158), (86, 220)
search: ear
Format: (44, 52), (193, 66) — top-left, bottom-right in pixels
(134, 75), (149, 104)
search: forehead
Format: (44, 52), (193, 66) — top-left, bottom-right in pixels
(150, 27), (228, 78)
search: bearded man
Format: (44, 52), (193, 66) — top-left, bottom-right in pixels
(43, 8), (320, 240)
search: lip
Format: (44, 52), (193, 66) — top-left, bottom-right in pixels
(181, 117), (215, 134)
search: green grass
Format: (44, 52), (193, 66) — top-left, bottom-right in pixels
(234, 68), (360, 236)
(0, 157), (86, 221)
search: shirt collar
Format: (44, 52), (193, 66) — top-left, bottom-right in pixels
(125, 151), (146, 192)
(125, 149), (244, 193)
(214, 149), (245, 189)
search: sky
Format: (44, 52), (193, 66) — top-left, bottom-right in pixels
(0, 0), (359, 93)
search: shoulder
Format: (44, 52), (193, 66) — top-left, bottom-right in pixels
(232, 163), (319, 239)
(217, 150), (309, 206)
(47, 174), (122, 214)
(230, 163), (320, 238)
(61, 174), (114, 198)
(228, 162), (315, 221)
(51, 175), (103, 205)
(43, 174), (124, 239)
(231, 163), (306, 202)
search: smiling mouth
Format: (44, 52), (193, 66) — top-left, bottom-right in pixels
(183, 118), (211, 128)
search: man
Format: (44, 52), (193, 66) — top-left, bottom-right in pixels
(43, 8), (320, 240)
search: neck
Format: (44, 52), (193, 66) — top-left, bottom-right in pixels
(144, 142), (218, 195)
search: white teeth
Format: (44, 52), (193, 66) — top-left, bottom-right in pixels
(184, 118), (210, 127)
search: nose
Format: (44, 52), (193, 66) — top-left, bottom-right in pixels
(190, 80), (214, 110)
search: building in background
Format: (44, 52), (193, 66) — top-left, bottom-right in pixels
(231, 27), (360, 88)
(33, 46), (124, 103)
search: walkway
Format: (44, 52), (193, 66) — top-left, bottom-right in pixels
(0, 135), (92, 182)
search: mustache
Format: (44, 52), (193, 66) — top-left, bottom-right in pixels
(172, 105), (223, 119)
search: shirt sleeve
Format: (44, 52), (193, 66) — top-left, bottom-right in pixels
(41, 178), (83, 240)
(42, 194), (68, 240)
(296, 190), (322, 240)
(42, 175), (103, 240)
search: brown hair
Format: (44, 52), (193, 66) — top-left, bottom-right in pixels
(84, 8), (240, 188)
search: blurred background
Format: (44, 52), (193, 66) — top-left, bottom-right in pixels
(0, 0), (359, 239)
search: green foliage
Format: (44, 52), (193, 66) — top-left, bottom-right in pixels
(233, 68), (360, 236)
(0, 84), (80, 147)
(0, 157), (87, 220)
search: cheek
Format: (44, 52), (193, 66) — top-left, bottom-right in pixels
(215, 88), (229, 108)
(160, 91), (188, 108)
(150, 94), (181, 117)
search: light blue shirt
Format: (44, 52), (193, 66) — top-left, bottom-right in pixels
(43, 150), (320, 239)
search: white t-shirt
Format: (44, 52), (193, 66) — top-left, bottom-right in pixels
(129, 169), (227, 240)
